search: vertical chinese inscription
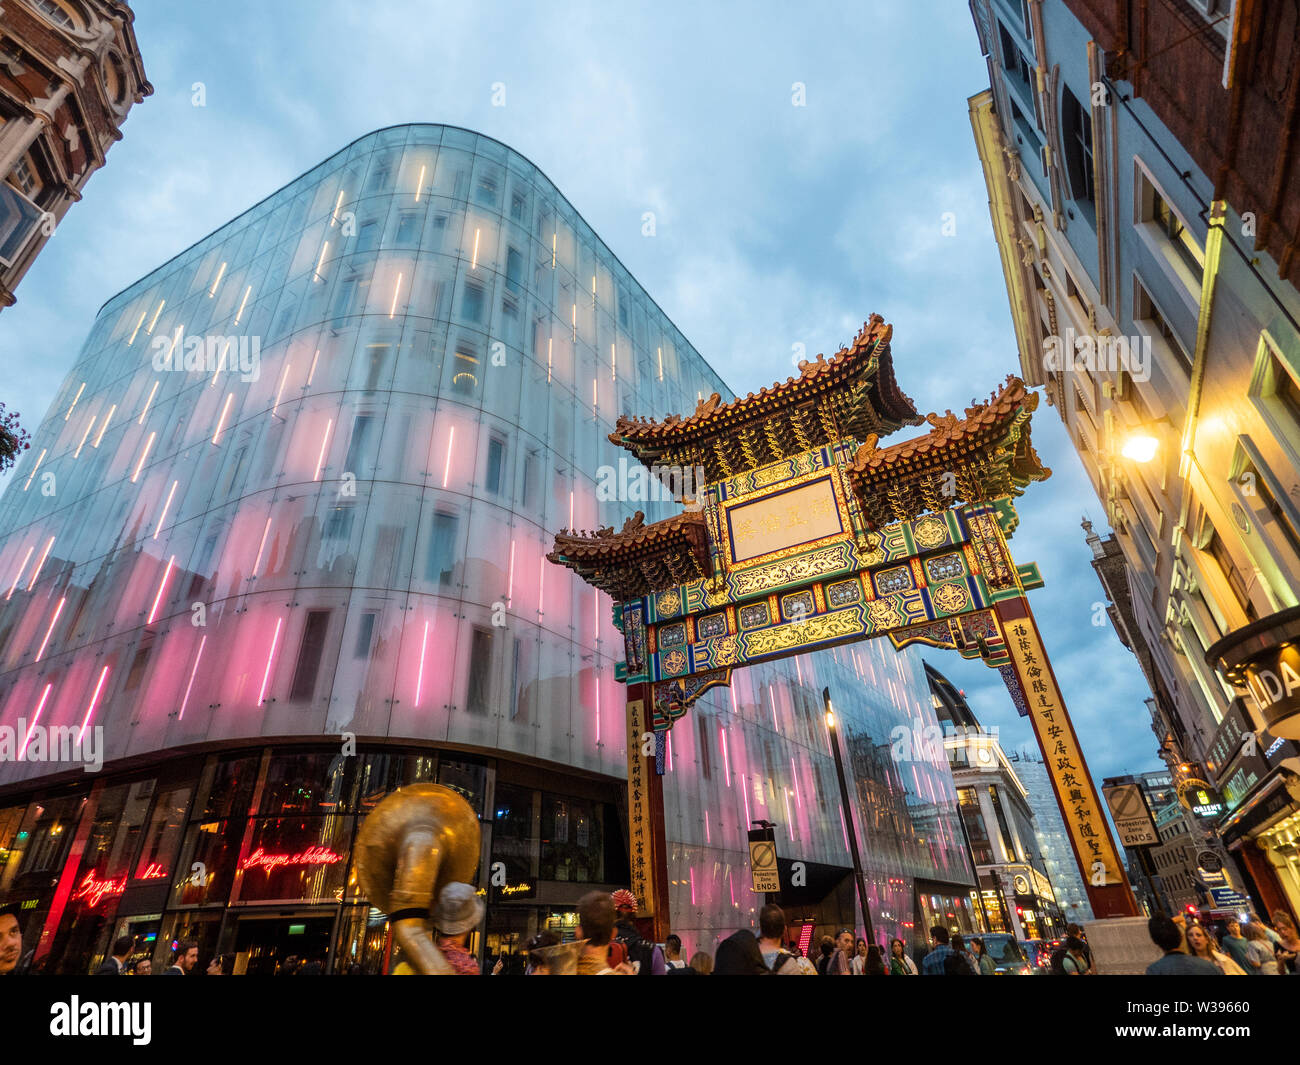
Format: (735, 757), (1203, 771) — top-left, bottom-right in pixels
(626, 698), (654, 912)
(1005, 616), (1124, 886)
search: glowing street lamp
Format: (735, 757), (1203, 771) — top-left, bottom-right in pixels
(1121, 433), (1160, 463)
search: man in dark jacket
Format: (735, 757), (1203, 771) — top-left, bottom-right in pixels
(95, 935), (134, 975)
(610, 889), (665, 975)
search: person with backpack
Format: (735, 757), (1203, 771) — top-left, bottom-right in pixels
(815, 936), (835, 975)
(945, 934), (977, 975)
(921, 925), (956, 975)
(1059, 936), (1091, 975)
(756, 904), (805, 975)
(609, 889), (666, 975)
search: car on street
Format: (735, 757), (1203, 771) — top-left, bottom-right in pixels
(979, 933), (1032, 974)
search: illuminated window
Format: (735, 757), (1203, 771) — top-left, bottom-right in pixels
(451, 343), (479, 395)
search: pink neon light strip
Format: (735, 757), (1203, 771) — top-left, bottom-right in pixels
(147, 556), (175, 625)
(177, 635), (207, 720)
(35, 596), (65, 662)
(258, 618), (283, 705)
(783, 788), (794, 841)
(442, 425), (454, 488)
(414, 621), (429, 707)
(78, 666), (110, 745)
(272, 361), (291, 414)
(595, 670), (600, 745)
(252, 517), (272, 577)
(507, 540), (515, 605)
(791, 756), (803, 809)
(6, 545), (34, 600)
(28, 536), (55, 590)
(154, 480), (178, 540)
(20, 684), (53, 759)
(719, 726), (730, 785)
(313, 419), (333, 481)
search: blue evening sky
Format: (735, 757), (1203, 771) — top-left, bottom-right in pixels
(0, 0), (1160, 780)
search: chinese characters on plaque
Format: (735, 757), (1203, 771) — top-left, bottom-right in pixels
(626, 698), (654, 912)
(1005, 618), (1124, 885)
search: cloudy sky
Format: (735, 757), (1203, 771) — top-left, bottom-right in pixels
(0, 0), (1160, 780)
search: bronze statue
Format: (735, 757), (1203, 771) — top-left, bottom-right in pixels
(353, 783), (481, 974)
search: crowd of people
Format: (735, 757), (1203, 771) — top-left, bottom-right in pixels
(5, 888), (1299, 976)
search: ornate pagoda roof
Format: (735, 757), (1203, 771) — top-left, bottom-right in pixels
(846, 375), (1051, 529)
(547, 510), (712, 601)
(608, 314), (923, 485)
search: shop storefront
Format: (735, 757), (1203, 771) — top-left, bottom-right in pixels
(0, 743), (628, 975)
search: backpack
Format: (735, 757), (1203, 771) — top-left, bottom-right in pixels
(612, 927), (658, 976)
(1048, 946), (1069, 975)
(765, 949), (797, 975)
(944, 950), (974, 976)
(816, 952), (832, 976)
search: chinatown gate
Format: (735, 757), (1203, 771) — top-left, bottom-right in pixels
(548, 315), (1139, 939)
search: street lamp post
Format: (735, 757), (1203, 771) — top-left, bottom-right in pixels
(823, 687), (876, 947)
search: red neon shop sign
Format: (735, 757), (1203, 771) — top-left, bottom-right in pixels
(71, 863), (168, 908)
(238, 846), (343, 874)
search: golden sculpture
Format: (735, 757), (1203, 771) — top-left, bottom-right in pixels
(353, 783), (481, 975)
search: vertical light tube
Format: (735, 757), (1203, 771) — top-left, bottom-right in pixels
(138, 380), (159, 424)
(146, 299), (165, 333)
(209, 261), (227, 297)
(154, 480), (178, 540)
(93, 405), (116, 448)
(471, 228), (480, 269)
(147, 555), (175, 625)
(657, 347), (663, 381)
(6, 545), (34, 599)
(414, 620), (430, 707)
(128, 309), (148, 344)
(720, 726), (731, 786)
(441, 425), (454, 488)
(547, 337), (553, 383)
(35, 596), (65, 661)
(131, 431), (157, 482)
(307, 348), (321, 385)
(64, 382), (85, 420)
(251, 517), (272, 577)
(22, 448), (46, 490)
(507, 539), (515, 605)
(258, 618), (283, 705)
(389, 272), (403, 318)
(414, 164), (426, 201)
(313, 418), (333, 481)
(272, 361), (291, 414)
(78, 665), (110, 744)
(177, 635), (207, 720)
(313, 241), (330, 282)
(28, 536), (55, 589)
(73, 416), (96, 458)
(784, 788), (795, 841)
(19, 684), (53, 759)
(212, 392), (234, 444)
(234, 285), (251, 325)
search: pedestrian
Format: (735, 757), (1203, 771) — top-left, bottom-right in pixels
(889, 937), (918, 975)
(522, 931), (564, 972)
(1187, 923), (1244, 975)
(663, 934), (687, 970)
(1271, 910), (1300, 974)
(1220, 920), (1257, 974)
(756, 904), (804, 974)
(971, 937), (996, 975)
(714, 929), (771, 975)
(162, 940), (197, 976)
(432, 882), (485, 975)
(850, 937), (868, 975)
(815, 935), (835, 975)
(864, 944), (887, 975)
(828, 929), (855, 975)
(1060, 936), (1091, 975)
(610, 889), (666, 975)
(0, 905), (23, 976)
(687, 951), (713, 975)
(129, 957), (151, 976)
(787, 942), (819, 975)
(1144, 915), (1220, 975)
(921, 925), (956, 975)
(1066, 922), (1093, 969)
(575, 891), (634, 975)
(1243, 921), (1280, 975)
(946, 934), (977, 975)
(95, 934), (134, 975)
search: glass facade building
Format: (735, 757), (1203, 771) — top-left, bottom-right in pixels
(0, 124), (971, 973)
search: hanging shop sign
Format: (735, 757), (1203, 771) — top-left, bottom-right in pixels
(1102, 781), (1160, 847)
(1207, 606), (1300, 741)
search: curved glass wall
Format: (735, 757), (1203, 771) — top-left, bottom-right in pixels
(0, 124), (971, 958)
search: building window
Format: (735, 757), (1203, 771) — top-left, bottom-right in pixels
(451, 343), (479, 394)
(395, 211), (422, 246)
(354, 611), (377, 658)
(324, 505), (354, 540)
(32, 0), (77, 29)
(1134, 276), (1192, 374)
(697, 715), (712, 779)
(505, 246), (524, 296)
(957, 787), (994, 865)
(1151, 188), (1202, 277)
(476, 173), (500, 208)
(355, 220), (380, 254)
(427, 508), (458, 585)
(1061, 86), (1095, 208)
(485, 434), (505, 494)
(988, 786), (1019, 861)
(344, 414), (373, 473)
(289, 610), (331, 700)
(10, 154), (40, 197)
(511, 192), (527, 222)
(1248, 335), (1300, 458)
(467, 627), (493, 713)
(461, 280), (485, 324)
(1204, 528), (1258, 622)
(1234, 445), (1300, 564)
